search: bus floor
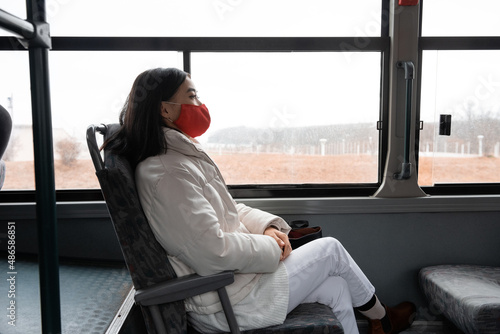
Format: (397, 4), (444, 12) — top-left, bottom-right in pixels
(0, 255), (137, 334)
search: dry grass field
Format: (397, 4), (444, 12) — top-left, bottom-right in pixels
(3, 153), (499, 190)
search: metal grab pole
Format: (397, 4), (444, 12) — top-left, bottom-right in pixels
(394, 61), (414, 180)
(0, 8), (34, 39)
(26, 1), (62, 333)
(0, 2), (60, 333)
(29, 48), (62, 334)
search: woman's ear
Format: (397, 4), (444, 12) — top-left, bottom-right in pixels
(161, 102), (173, 122)
(161, 101), (182, 123)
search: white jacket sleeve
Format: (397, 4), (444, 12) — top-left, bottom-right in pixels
(235, 203), (291, 235)
(143, 169), (283, 276)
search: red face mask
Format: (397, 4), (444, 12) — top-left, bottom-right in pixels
(166, 103), (211, 138)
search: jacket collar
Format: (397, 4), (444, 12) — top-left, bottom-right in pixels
(163, 127), (206, 159)
(163, 127), (227, 187)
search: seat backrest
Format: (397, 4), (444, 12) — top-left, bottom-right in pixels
(0, 104), (12, 160)
(87, 123), (187, 334)
(0, 104), (13, 189)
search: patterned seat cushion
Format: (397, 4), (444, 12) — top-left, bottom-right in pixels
(188, 303), (343, 334)
(246, 303), (343, 334)
(419, 265), (500, 334)
(97, 165), (187, 333)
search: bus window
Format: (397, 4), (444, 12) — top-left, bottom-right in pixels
(1, 51), (182, 190)
(192, 52), (381, 184)
(422, 0), (500, 37)
(419, 50), (500, 186)
(0, 52), (34, 189)
(46, 0), (381, 38)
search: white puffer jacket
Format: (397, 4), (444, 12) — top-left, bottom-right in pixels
(136, 128), (291, 332)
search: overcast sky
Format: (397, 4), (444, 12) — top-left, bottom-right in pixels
(1, 1), (499, 143)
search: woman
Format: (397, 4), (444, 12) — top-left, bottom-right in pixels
(105, 68), (416, 334)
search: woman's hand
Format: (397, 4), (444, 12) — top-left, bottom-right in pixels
(264, 227), (292, 261)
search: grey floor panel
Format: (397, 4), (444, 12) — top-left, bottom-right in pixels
(0, 257), (132, 334)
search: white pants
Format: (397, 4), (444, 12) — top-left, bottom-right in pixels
(283, 237), (376, 334)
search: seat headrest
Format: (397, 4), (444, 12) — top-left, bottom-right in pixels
(0, 105), (13, 160)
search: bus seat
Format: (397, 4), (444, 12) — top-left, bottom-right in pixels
(419, 265), (500, 334)
(0, 104), (13, 189)
(0, 160), (5, 189)
(86, 123), (343, 334)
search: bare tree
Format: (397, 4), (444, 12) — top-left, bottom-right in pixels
(454, 101), (500, 156)
(56, 137), (81, 166)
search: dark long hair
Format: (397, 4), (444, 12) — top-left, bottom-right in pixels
(103, 68), (187, 167)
